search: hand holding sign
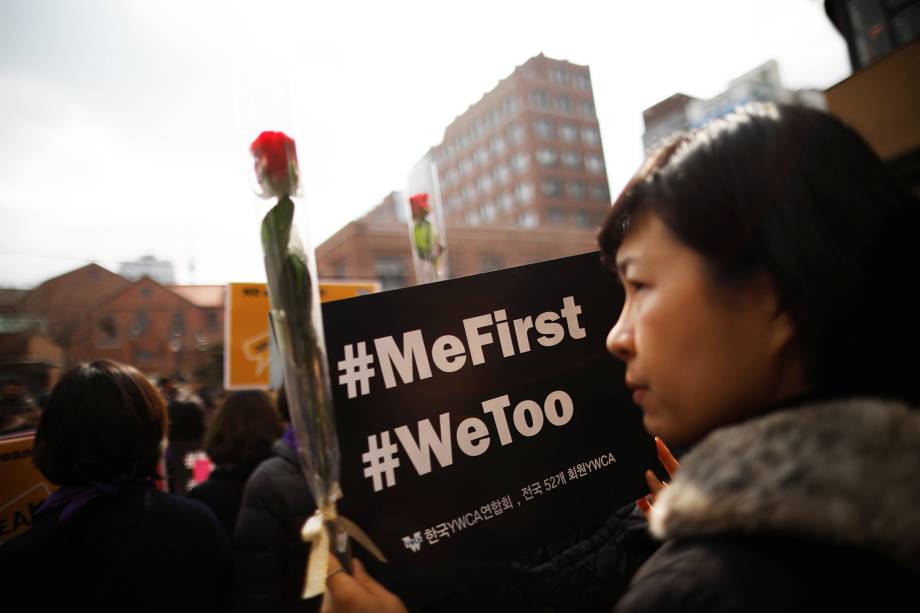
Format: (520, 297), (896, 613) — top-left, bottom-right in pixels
(635, 437), (680, 519)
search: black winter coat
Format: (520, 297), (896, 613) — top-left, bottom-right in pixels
(188, 461), (261, 537)
(0, 484), (232, 612)
(615, 398), (920, 612)
(232, 440), (319, 613)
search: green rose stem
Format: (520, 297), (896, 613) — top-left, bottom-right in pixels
(260, 195), (333, 500)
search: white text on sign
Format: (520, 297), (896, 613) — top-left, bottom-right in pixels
(362, 389), (575, 492)
(338, 296), (586, 399)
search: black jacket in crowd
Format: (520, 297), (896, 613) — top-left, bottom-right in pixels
(614, 397), (920, 612)
(188, 461), (262, 537)
(233, 440), (319, 613)
(0, 483), (232, 612)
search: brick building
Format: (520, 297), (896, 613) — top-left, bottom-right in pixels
(8, 264), (224, 381)
(434, 53), (610, 230)
(316, 54), (609, 290)
(316, 193), (599, 290)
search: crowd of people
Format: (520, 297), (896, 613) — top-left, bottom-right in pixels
(1, 103), (918, 612)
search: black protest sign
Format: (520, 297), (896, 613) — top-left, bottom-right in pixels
(322, 251), (655, 572)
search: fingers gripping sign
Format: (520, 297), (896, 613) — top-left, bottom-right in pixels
(321, 556), (408, 613)
(636, 437), (680, 519)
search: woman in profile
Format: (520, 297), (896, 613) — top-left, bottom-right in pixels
(320, 104), (920, 611)
(189, 389), (282, 536)
(0, 360), (231, 611)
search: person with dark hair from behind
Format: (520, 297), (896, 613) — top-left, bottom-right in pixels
(320, 104), (920, 612)
(189, 389), (282, 537)
(0, 360), (231, 612)
(233, 385), (320, 613)
(165, 396), (207, 494)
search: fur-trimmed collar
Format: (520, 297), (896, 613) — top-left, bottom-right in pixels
(650, 398), (920, 572)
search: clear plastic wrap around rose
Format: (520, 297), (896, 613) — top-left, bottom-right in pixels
(250, 130), (353, 593)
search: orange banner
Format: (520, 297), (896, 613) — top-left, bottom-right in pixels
(224, 281), (379, 389)
(0, 431), (56, 544)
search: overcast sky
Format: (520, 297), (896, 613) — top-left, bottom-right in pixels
(0, 0), (850, 289)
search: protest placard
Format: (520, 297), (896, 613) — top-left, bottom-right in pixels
(322, 252), (656, 601)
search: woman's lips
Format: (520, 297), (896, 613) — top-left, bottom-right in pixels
(632, 388), (647, 404)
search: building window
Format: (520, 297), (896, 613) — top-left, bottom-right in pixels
(460, 157), (474, 176)
(171, 312), (186, 335)
(514, 181), (535, 204)
(585, 154), (606, 174)
(206, 310), (219, 331)
(133, 311), (148, 336)
(566, 181), (586, 199)
(140, 286), (152, 298)
(559, 123), (578, 142)
(557, 96), (574, 114)
(475, 146), (489, 167)
(530, 90), (550, 109)
(547, 208), (567, 224)
(507, 123), (526, 144)
(502, 95), (520, 116)
(541, 178), (562, 197)
(480, 254), (504, 273)
(481, 201), (497, 222)
(477, 174), (493, 193)
(461, 184), (478, 203)
(134, 350), (153, 364)
(493, 164), (511, 185)
(497, 192), (514, 212)
(590, 184), (610, 202)
(575, 211), (593, 228)
(533, 119), (554, 139)
(581, 126), (601, 146)
(511, 152), (530, 173)
(465, 210), (481, 226)
(490, 135), (507, 154)
(548, 67), (569, 85)
(518, 211), (539, 228)
(562, 151), (582, 169)
(488, 108), (502, 127)
(375, 256), (408, 291)
(536, 148), (559, 167)
(580, 101), (596, 118)
(574, 73), (591, 90)
(96, 315), (118, 347)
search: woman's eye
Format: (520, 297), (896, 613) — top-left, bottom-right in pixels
(627, 280), (647, 293)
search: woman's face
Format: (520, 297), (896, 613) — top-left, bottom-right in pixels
(606, 212), (803, 446)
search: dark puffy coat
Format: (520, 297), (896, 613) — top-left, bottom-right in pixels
(615, 398), (920, 612)
(232, 440), (319, 613)
(0, 484), (232, 612)
(188, 461), (261, 537)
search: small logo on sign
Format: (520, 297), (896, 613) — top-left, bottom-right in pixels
(402, 531), (423, 552)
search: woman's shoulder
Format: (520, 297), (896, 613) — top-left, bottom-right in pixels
(616, 533), (917, 612)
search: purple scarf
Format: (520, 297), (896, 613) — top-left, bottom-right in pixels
(36, 477), (153, 525)
(282, 424), (297, 451)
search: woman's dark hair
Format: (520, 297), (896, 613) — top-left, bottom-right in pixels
(167, 398), (206, 442)
(204, 390), (282, 465)
(599, 103), (920, 403)
(33, 360), (168, 485)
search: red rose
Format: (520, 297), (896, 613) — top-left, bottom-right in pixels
(250, 131), (299, 198)
(409, 192), (430, 220)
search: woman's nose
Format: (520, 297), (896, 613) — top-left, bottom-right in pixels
(606, 310), (634, 362)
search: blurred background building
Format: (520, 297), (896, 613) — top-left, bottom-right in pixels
(642, 60), (827, 154)
(316, 53), (607, 289)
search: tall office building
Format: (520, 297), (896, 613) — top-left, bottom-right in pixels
(431, 53), (611, 231)
(316, 54), (607, 290)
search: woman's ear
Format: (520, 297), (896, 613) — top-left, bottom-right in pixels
(744, 272), (796, 355)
